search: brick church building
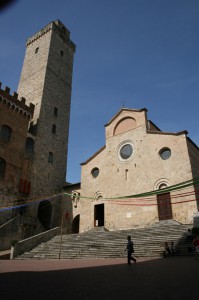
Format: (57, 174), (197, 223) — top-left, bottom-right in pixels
(66, 108), (199, 233)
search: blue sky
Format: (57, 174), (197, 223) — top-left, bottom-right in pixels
(0, 0), (199, 183)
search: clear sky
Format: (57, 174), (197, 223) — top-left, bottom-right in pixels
(0, 0), (199, 183)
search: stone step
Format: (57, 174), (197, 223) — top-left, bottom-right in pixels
(15, 223), (193, 260)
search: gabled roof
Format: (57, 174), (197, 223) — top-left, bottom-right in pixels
(63, 182), (81, 190)
(81, 145), (106, 166)
(186, 136), (199, 151)
(147, 120), (161, 131)
(104, 108), (148, 127)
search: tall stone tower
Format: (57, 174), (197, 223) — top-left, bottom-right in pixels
(18, 20), (75, 195)
(17, 20), (76, 201)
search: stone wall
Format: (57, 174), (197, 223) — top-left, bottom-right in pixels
(17, 20), (76, 229)
(12, 227), (60, 258)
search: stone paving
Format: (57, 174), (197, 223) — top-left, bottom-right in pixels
(0, 256), (198, 299)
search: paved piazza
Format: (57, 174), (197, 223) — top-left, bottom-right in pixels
(0, 257), (198, 299)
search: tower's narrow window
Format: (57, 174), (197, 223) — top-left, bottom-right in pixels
(25, 137), (34, 154)
(0, 125), (12, 142)
(60, 50), (64, 56)
(125, 169), (128, 181)
(48, 152), (53, 163)
(52, 124), (56, 134)
(54, 107), (58, 117)
(0, 157), (6, 178)
(35, 47), (39, 54)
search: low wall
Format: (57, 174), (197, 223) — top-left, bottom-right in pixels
(0, 215), (22, 251)
(12, 227), (60, 259)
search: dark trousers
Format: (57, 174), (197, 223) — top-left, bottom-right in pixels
(127, 251), (136, 264)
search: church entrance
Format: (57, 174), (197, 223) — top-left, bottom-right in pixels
(94, 204), (104, 227)
(157, 192), (172, 220)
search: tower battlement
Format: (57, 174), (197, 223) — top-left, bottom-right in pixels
(26, 20), (76, 52)
(0, 82), (35, 118)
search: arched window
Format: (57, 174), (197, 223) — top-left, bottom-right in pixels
(48, 152), (53, 163)
(0, 125), (12, 142)
(0, 157), (6, 178)
(25, 137), (34, 154)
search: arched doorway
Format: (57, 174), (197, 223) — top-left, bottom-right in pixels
(37, 200), (52, 230)
(157, 184), (172, 220)
(72, 214), (80, 233)
(94, 204), (104, 227)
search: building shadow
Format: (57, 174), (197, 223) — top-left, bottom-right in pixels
(0, 257), (198, 300)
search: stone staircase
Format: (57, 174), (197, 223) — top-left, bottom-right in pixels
(15, 221), (193, 260)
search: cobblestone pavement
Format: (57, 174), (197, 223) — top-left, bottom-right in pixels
(0, 256), (198, 299)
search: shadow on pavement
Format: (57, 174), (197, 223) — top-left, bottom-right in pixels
(0, 257), (198, 300)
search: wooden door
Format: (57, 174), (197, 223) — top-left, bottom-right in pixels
(157, 192), (172, 220)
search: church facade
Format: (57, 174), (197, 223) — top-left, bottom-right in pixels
(69, 108), (199, 233)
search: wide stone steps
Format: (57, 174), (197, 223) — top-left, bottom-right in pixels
(16, 222), (193, 260)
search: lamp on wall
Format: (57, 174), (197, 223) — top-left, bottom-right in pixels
(71, 191), (80, 208)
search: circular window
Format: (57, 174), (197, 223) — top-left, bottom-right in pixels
(91, 168), (99, 178)
(120, 144), (133, 160)
(159, 148), (171, 160)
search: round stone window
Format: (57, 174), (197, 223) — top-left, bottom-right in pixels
(91, 167), (99, 178)
(119, 143), (133, 160)
(159, 148), (171, 160)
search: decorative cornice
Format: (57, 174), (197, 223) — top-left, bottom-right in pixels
(26, 20), (76, 52)
(146, 130), (188, 136)
(105, 108), (148, 127)
(26, 27), (51, 46)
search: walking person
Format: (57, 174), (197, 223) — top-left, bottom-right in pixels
(163, 241), (171, 257)
(125, 235), (136, 265)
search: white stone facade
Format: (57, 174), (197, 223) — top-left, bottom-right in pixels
(72, 108), (199, 232)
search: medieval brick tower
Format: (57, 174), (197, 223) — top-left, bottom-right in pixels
(17, 20), (76, 230)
